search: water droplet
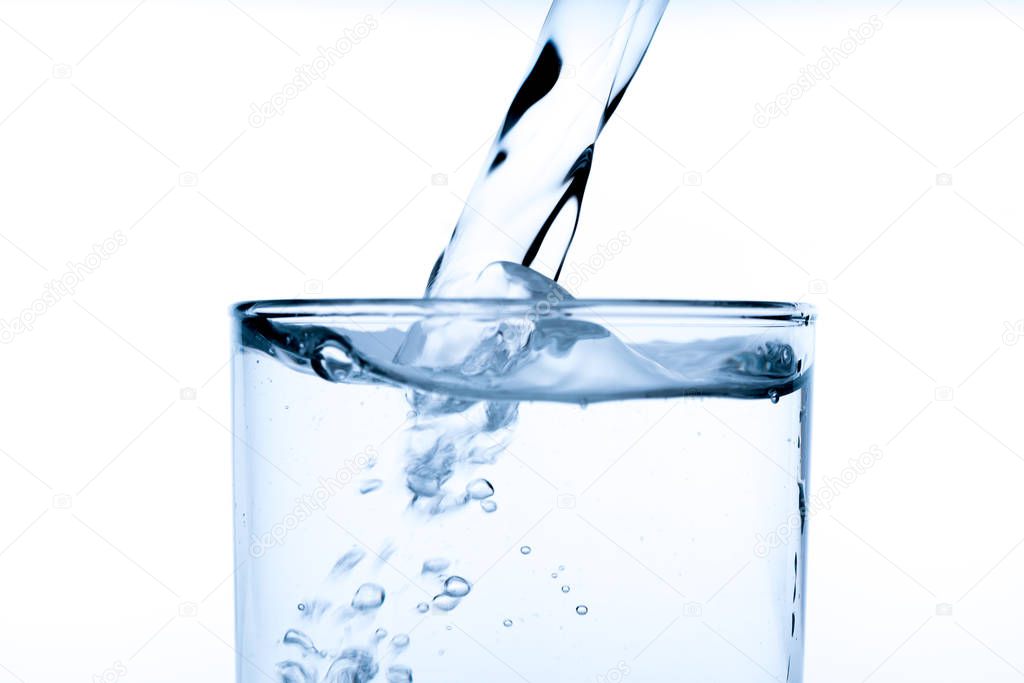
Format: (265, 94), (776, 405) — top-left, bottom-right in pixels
(416, 602), (429, 613)
(391, 634), (410, 649)
(443, 575), (472, 597)
(550, 572), (558, 579)
(480, 500), (497, 513)
(503, 618), (513, 627)
(561, 585), (570, 593)
(387, 665), (413, 683)
(359, 479), (383, 494)
(768, 389), (780, 404)
(558, 565), (565, 571)
(520, 546), (531, 555)
(283, 629), (316, 654)
(431, 593), (461, 611)
(576, 605), (588, 615)
(465, 478), (495, 499)
(297, 603), (306, 612)
(421, 557), (450, 574)
(374, 628), (388, 640)
(351, 583), (385, 610)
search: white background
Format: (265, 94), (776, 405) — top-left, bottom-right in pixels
(1, 0), (1022, 681)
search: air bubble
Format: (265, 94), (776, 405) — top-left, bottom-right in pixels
(391, 634), (410, 648)
(416, 602), (429, 613)
(465, 478), (494, 499)
(520, 546), (532, 555)
(421, 558), (450, 574)
(576, 605), (588, 615)
(351, 583), (385, 610)
(374, 628), (388, 640)
(387, 666), (413, 683)
(283, 629), (316, 654)
(311, 341), (360, 382)
(503, 618), (513, 627)
(480, 500), (497, 513)
(444, 576), (472, 597)
(561, 585), (570, 593)
(768, 389), (780, 404)
(432, 594), (461, 611)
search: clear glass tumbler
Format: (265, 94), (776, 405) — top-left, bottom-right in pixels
(232, 299), (815, 683)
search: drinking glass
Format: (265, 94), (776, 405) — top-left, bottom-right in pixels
(232, 299), (815, 682)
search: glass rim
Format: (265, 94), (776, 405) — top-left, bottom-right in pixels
(234, 298), (816, 325)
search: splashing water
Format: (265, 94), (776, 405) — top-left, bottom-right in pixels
(427, 0), (670, 296)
